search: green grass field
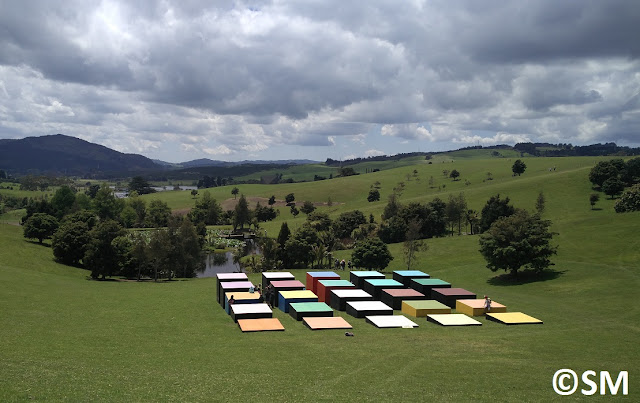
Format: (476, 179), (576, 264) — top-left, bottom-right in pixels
(1, 156), (638, 401)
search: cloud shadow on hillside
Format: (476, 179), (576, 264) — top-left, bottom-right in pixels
(486, 268), (566, 286)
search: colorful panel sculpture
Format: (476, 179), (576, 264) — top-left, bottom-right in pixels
(349, 271), (385, 288)
(219, 281), (253, 306)
(456, 299), (507, 316)
(431, 287), (476, 308)
(289, 302), (334, 321)
(303, 316), (353, 330)
(427, 314), (482, 326)
(346, 301), (393, 318)
(216, 273), (248, 304)
(316, 279), (356, 303)
(365, 315), (419, 328)
(261, 271), (295, 290)
(401, 300), (451, 317)
(270, 280), (306, 307)
(278, 290), (318, 313)
(305, 271), (340, 293)
(363, 279), (405, 300)
(237, 318), (285, 332)
(409, 278), (451, 296)
(329, 289), (374, 311)
(230, 303), (272, 323)
(392, 270), (430, 287)
(380, 288), (426, 310)
(486, 312), (543, 325)
(224, 291), (261, 314)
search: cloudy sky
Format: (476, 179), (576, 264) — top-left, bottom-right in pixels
(1, 0), (639, 162)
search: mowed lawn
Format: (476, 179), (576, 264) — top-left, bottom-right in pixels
(1, 157), (639, 401)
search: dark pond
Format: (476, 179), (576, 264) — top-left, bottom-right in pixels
(196, 240), (260, 278)
(196, 252), (244, 277)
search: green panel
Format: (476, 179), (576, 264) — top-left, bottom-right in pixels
(289, 302), (333, 312)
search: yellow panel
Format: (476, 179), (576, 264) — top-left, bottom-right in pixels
(401, 301), (451, 317)
(402, 304), (418, 317)
(279, 290), (318, 299)
(487, 312), (542, 324)
(225, 292), (261, 301)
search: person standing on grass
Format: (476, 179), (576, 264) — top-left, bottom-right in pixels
(483, 295), (492, 314)
(266, 284), (275, 308)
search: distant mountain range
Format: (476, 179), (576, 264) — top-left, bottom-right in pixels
(0, 134), (158, 176)
(0, 134), (318, 177)
(155, 157), (319, 168)
(2, 134), (637, 178)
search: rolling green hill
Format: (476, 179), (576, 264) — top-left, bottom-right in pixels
(1, 156), (638, 401)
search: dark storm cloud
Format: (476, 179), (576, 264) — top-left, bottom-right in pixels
(0, 0), (638, 159)
(454, 0), (640, 62)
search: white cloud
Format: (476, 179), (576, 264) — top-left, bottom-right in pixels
(203, 145), (233, 155)
(381, 124), (434, 140)
(1, 1), (639, 161)
(241, 143), (269, 152)
(365, 149), (385, 157)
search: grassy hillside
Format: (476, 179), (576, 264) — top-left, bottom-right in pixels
(141, 156), (612, 235)
(1, 156), (638, 401)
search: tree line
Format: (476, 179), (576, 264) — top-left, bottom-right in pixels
(588, 157), (640, 212)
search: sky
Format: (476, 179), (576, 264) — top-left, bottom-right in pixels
(0, 0), (639, 163)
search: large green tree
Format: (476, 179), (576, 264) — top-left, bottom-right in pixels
(93, 184), (122, 220)
(333, 210), (366, 239)
(233, 194), (251, 230)
(614, 184), (640, 212)
(84, 220), (127, 279)
(50, 186), (76, 219)
(189, 191), (222, 225)
(479, 209), (557, 278)
(367, 189), (380, 202)
(588, 159), (624, 188)
(403, 221), (427, 270)
(446, 193), (467, 235)
(306, 211), (332, 232)
(283, 225), (319, 270)
(479, 194), (515, 233)
(300, 201), (316, 215)
(146, 199), (171, 227)
(174, 218), (204, 278)
(285, 193), (295, 204)
(512, 159), (527, 176)
(52, 220), (91, 265)
(23, 213), (59, 244)
(351, 238), (393, 271)
(602, 177), (625, 199)
(128, 176), (155, 195)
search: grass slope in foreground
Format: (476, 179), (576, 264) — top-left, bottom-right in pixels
(1, 156), (639, 401)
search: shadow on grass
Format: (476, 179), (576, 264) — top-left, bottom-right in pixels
(25, 240), (51, 247)
(487, 268), (567, 286)
(85, 277), (189, 283)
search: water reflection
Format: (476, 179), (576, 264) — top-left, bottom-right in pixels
(196, 252), (244, 277)
(196, 239), (260, 278)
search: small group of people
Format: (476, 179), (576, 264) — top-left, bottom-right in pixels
(263, 283), (276, 308)
(334, 259), (353, 271)
(228, 283), (263, 306)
